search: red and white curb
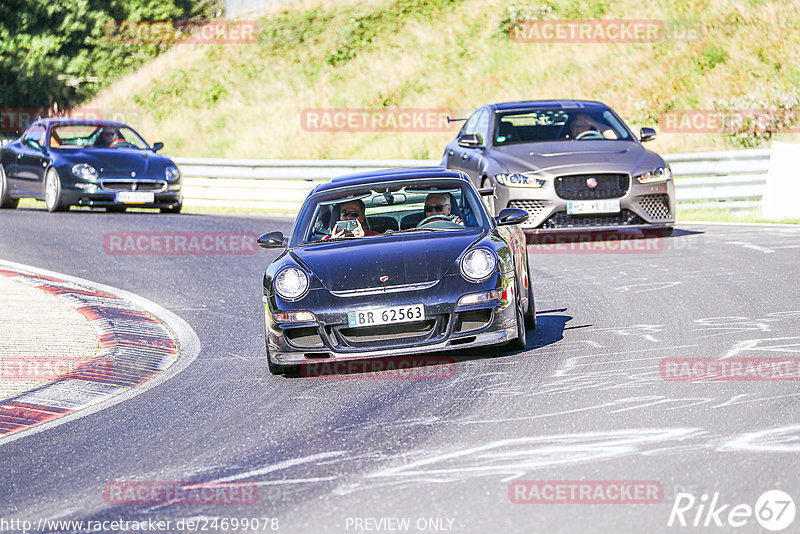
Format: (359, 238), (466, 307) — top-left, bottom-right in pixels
(0, 260), (199, 443)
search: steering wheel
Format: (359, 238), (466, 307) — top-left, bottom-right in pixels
(416, 214), (452, 227)
(575, 130), (604, 140)
(109, 139), (133, 148)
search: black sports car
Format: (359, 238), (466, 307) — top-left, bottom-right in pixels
(0, 118), (182, 213)
(258, 167), (535, 376)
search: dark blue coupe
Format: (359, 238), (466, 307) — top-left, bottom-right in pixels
(258, 167), (535, 376)
(0, 118), (182, 213)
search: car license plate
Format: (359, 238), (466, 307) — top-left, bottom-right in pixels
(348, 304), (424, 328)
(567, 199), (621, 215)
(116, 192), (155, 204)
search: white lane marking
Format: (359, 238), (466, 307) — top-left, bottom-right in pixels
(551, 345), (696, 377)
(719, 425), (800, 452)
(213, 451), (348, 483)
(724, 240), (775, 253)
(720, 337), (800, 359)
(614, 281), (681, 293)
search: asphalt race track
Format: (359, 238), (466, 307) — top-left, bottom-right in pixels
(1, 208), (799, 533)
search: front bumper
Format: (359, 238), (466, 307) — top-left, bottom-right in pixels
(495, 177), (675, 231)
(61, 189), (182, 209)
(264, 282), (519, 366)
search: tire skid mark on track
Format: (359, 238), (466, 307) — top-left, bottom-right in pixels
(0, 265), (180, 438)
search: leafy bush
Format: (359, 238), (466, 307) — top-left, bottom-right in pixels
(495, 2), (554, 38)
(713, 84), (800, 148)
(0, 0), (219, 113)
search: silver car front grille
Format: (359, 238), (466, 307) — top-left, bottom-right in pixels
(101, 180), (167, 192)
(554, 174), (629, 200)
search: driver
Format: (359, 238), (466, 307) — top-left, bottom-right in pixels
(326, 199), (379, 239)
(95, 127), (122, 148)
(423, 193), (463, 225)
(567, 113), (605, 139)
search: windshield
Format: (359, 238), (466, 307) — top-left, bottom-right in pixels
(295, 179), (489, 246)
(50, 123), (150, 150)
(493, 108), (632, 145)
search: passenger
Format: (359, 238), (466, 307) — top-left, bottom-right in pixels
(423, 193), (463, 225)
(327, 199), (379, 239)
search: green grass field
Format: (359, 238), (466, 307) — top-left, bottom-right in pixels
(85, 0), (800, 159)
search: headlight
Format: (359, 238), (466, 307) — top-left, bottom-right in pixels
(635, 166), (671, 184)
(460, 248), (497, 282)
(274, 267), (309, 300)
(72, 163), (98, 181)
(165, 165), (180, 182)
(495, 173), (545, 188)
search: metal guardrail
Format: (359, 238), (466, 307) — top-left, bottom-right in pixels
(174, 149), (771, 212)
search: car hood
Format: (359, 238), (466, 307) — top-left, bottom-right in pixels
(58, 149), (170, 178)
(492, 140), (664, 176)
(292, 229), (485, 292)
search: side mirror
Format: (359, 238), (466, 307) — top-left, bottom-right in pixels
(458, 133), (482, 148)
(152, 142), (164, 152)
(257, 231), (288, 249)
(639, 127), (656, 143)
(494, 208), (528, 226)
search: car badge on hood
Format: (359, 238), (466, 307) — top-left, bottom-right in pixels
(586, 177), (598, 188)
(131, 171), (136, 177)
(379, 276), (389, 283)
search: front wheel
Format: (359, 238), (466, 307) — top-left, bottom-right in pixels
(507, 293), (527, 351)
(524, 275), (537, 330)
(0, 165), (19, 209)
(44, 168), (67, 212)
(160, 203), (182, 214)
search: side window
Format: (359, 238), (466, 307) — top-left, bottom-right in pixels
(22, 125), (46, 150)
(462, 109), (488, 145)
(461, 110), (482, 138)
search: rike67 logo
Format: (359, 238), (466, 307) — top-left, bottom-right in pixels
(668, 490), (796, 531)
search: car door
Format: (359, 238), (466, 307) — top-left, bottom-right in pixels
(14, 125), (49, 195)
(459, 109), (490, 184)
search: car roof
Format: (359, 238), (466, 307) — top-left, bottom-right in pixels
(313, 167), (469, 194)
(33, 118), (129, 128)
(490, 100), (609, 112)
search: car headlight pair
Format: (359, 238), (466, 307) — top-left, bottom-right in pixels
(274, 267), (309, 300)
(72, 163), (98, 181)
(460, 248), (497, 282)
(635, 166), (671, 184)
(495, 173), (545, 188)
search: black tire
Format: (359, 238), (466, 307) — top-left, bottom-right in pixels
(266, 345), (285, 375)
(524, 276), (537, 330)
(0, 165), (19, 209)
(44, 168), (67, 212)
(507, 293), (527, 351)
(160, 203), (182, 214)
(106, 206), (127, 213)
